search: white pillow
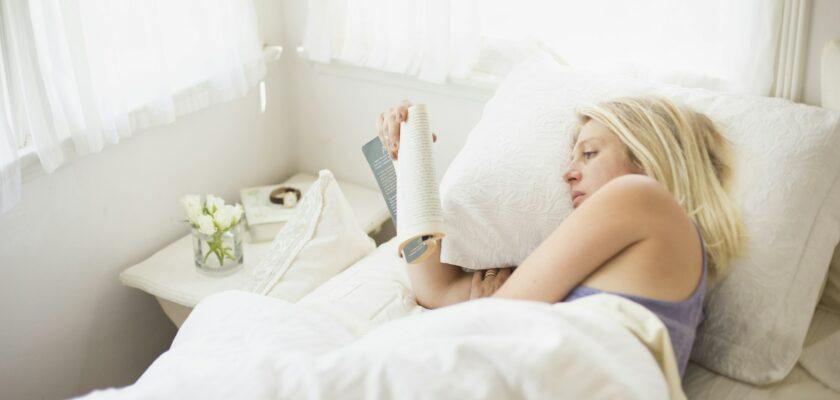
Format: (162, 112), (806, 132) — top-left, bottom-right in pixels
(245, 169), (376, 302)
(438, 52), (840, 384)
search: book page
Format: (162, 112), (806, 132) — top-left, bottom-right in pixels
(394, 104), (445, 260)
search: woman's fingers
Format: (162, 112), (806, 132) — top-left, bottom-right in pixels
(483, 268), (498, 281)
(377, 101), (425, 160)
(432, 132), (437, 143)
(377, 112), (387, 147)
(386, 111), (401, 159)
(470, 270), (482, 299)
(398, 99), (412, 120)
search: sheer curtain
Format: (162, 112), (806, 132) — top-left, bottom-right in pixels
(303, 0), (481, 83)
(0, 0), (265, 214)
(303, 0), (786, 94)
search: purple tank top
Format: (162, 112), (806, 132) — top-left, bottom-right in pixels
(562, 223), (707, 378)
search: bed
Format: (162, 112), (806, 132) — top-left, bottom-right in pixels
(79, 235), (840, 399)
(82, 237), (689, 399)
(85, 239), (840, 400)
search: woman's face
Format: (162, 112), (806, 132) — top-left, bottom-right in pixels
(563, 120), (642, 208)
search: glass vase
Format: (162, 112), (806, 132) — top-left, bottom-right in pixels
(192, 221), (244, 276)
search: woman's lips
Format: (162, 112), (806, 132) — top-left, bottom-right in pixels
(572, 191), (585, 205)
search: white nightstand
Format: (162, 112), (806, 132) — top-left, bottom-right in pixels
(119, 172), (390, 328)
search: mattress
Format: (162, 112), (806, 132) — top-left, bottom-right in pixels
(301, 238), (840, 399)
(684, 362), (836, 400)
(684, 307), (840, 399)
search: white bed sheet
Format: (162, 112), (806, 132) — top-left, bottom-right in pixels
(301, 238), (840, 399)
(77, 290), (684, 399)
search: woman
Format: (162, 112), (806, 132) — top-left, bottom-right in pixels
(376, 96), (744, 376)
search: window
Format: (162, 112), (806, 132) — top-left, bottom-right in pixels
(0, 0), (266, 214)
(303, 0), (805, 98)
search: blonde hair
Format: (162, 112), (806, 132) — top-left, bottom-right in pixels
(577, 96), (745, 281)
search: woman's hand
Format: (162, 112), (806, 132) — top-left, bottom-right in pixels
(377, 100), (437, 160)
(469, 268), (514, 300)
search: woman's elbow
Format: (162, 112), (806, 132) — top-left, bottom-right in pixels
(413, 289), (445, 309)
(413, 281), (469, 309)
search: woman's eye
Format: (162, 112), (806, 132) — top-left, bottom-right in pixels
(583, 151), (597, 159)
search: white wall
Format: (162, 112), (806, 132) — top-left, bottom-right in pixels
(279, 1), (491, 191)
(0, 1), (292, 399)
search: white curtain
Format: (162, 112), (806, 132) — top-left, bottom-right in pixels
(772, 0), (811, 102)
(303, 0), (482, 83)
(0, 0), (265, 215)
(303, 0), (785, 94)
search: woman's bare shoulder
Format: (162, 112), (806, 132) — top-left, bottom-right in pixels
(581, 175), (702, 301)
(597, 174), (674, 205)
(585, 174), (687, 228)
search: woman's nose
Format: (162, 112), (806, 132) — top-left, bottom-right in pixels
(563, 168), (580, 184)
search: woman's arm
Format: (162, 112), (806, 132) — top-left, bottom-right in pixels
(410, 174), (665, 307)
(405, 242), (474, 309)
(377, 99), (458, 308)
(492, 174), (673, 303)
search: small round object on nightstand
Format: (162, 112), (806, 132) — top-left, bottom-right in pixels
(269, 186), (302, 208)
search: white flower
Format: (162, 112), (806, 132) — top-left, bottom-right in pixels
(214, 205), (236, 230)
(181, 195), (203, 225)
(206, 194), (225, 214)
(197, 214), (217, 235)
(232, 203), (244, 224)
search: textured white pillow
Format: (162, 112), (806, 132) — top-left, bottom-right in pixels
(438, 52), (840, 384)
(246, 169), (376, 302)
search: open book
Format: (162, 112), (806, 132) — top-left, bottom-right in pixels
(361, 104), (445, 263)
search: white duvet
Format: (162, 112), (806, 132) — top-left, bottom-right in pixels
(76, 290), (684, 400)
